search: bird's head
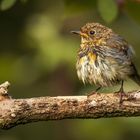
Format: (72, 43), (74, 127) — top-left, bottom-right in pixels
(71, 22), (113, 48)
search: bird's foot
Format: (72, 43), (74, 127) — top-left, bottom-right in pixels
(87, 87), (101, 97)
(87, 91), (100, 97)
(114, 90), (127, 104)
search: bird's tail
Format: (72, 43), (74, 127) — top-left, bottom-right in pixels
(131, 73), (140, 86)
(130, 64), (140, 86)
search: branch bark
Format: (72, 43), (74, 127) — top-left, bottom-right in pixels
(0, 81), (140, 130)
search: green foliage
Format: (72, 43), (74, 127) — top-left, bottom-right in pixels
(0, 0), (140, 140)
(0, 0), (17, 10)
(98, 0), (118, 23)
(125, 0), (140, 24)
(0, 0), (28, 10)
(20, 0), (28, 3)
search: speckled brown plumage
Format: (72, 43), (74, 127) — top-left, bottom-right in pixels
(72, 22), (140, 99)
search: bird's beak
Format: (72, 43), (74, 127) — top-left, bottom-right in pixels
(71, 31), (81, 35)
(71, 31), (88, 38)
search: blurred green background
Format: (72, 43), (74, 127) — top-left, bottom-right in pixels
(0, 0), (140, 140)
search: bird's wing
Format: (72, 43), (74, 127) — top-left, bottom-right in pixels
(93, 34), (134, 60)
(94, 34), (140, 86)
(105, 34), (135, 59)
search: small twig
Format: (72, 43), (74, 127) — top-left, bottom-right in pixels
(0, 81), (140, 129)
(0, 81), (10, 101)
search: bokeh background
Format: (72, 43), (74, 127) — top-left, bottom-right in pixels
(0, 0), (140, 140)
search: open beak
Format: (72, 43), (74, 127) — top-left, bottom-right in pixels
(71, 30), (88, 38)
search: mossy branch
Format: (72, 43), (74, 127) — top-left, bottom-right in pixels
(0, 81), (140, 129)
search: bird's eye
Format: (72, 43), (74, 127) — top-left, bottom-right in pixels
(89, 30), (96, 35)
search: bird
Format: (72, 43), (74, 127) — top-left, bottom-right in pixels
(71, 22), (140, 103)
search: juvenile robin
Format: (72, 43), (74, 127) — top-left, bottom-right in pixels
(72, 22), (140, 102)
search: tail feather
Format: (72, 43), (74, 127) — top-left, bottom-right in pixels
(130, 64), (140, 86)
(130, 73), (140, 86)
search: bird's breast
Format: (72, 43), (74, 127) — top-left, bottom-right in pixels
(76, 52), (98, 84)
(76, 51), (127, 87)
(88, 52), (97, 63)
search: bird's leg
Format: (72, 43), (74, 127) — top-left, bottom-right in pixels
(87, 86), (101, 97)
(115, 80), (126, 103)
(95, 86), (102, 92)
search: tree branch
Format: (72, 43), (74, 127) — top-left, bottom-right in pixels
(0, 81), (140, 130)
